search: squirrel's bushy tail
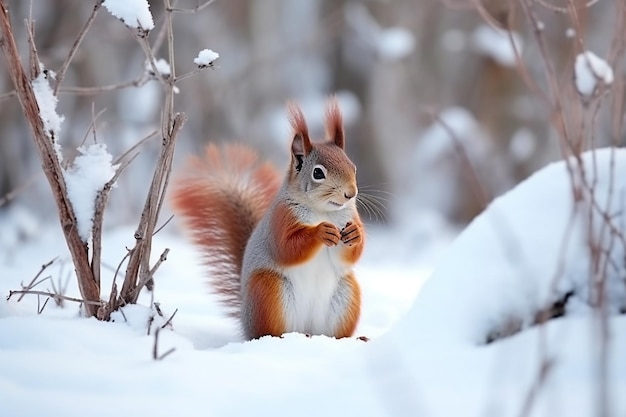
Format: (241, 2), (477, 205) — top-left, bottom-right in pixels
(170, 144), (281, 317)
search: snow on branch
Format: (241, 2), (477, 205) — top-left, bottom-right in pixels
(574, 51), (614, 98)
(194, 49), (219, 68)
(472, 25), (523, 67)
(103, 0), (154, 32)
(147, 58), (172, 77)
(31, 66), (64, 158)
(64, 144), (119, 242)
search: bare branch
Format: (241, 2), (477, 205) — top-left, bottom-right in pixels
(153, 214), (174, 236)
(0, 0), (101, 317)
(8, 290), (103, 306)
(59, 74), (150, 95)
(0, 90), (16, 102)
(17, 257), (58, 301)
(168, 0), (217, 14)
(37, 296), (51, 314)
(53, 0), (104, 95)
(160, 307), (178, 329)
(152, 327), (176, 360)
(113, 130), (159, 166)
(423, 108), (490, 210)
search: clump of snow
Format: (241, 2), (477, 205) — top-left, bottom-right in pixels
(395, 147), (626, 347)
(574, 51), (614, 97)
(343, 2), (415, 61)
(406, 107), (490, 218)
(508, 128), (536, 162)
(147, 58), (171, 77)
(32, 68), (65, 149)
(103, 0), (154, 31)
(472, 25), (523, 67)
(194, 49), (220, 67)
(376, 27), (415, 60)
(416, 107), (484, 163)
(566, 27), (576, 38)
(63, 144), (119, 242)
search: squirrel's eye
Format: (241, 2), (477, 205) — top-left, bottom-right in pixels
(312, 165), (327, 182)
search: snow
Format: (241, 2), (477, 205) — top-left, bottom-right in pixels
(574, 51), (614, 97)
(415, 107), (485, 163)
(472, 25), (523, 67)
(2, 148), (626, 416)
(396, 147), (626, 347)
(63, 144), (119, 242)
(566, 28), (576, 38)
(407, 106), (489, 218)
(149, 58), (171, 77)
(194, 49), (220, 67)
(509, 128), (536, 162)
(343, 2), (415, 61)
(32, 67), (64, 147)
(103, 0), (154, 31)
(376, 27), (415, 61)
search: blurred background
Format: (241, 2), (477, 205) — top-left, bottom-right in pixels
(0, 0), (622, 253)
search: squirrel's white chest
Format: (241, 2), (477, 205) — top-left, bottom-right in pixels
(282, 244), (347, 335)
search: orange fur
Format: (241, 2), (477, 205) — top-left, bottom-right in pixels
(325, 96), (344, 149)
(334, 272), (361, 338)
(270, 202), (338, 266)
(247, 269), (286, 338)
(287, 102), (312, 153)
(170, 144), (281, 317)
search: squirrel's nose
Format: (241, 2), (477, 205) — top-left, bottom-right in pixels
(344, 188), (357, 200)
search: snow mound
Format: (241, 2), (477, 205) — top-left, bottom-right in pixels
(395, 147), (626, 347)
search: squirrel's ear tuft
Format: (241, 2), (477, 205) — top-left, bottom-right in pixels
(291, 134), (306, 172)
(325, 96), (344, 149)
(288, 102), (312, 156)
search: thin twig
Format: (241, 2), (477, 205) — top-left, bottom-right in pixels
(17, 257), (58, 301)
(0, 90), (16, 102)
(8, 290), (103, 306)
(161, 307), (178, 329)
(424, 108), (490, 209)
(113, 130), (159, 165)
(152, 327), (176, 360)
(53, 0), (104, 95)
(153, 214), (174, 236)
(59, 74), (150, 95)
(37, 296), (51, 314)
(168, 0), (217, 13)
(79, 107), (107, 149)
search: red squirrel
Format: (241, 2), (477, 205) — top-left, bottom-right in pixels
(170, 98), (364, 340)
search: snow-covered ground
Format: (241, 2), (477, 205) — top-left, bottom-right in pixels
(2, 148), (626, 417)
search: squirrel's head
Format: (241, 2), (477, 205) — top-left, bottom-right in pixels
(287, 98), (357, 213)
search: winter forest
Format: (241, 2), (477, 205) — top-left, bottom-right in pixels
(1, 0), (626, 416)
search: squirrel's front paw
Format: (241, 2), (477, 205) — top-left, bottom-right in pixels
(340, 222), (362, 246)
(317, 222), (341, 246)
